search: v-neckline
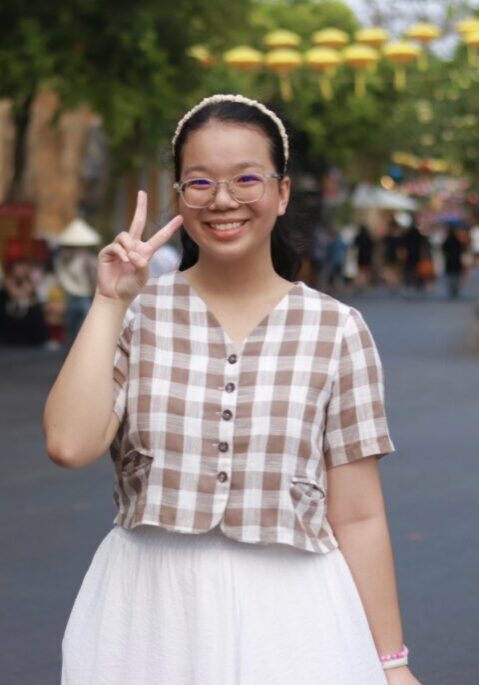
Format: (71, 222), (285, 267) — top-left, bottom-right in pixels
(176, 270), (301, 348)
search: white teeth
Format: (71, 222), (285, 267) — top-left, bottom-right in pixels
(209, 222), (243, 231)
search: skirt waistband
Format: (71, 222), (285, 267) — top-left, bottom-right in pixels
(112, 523), (316, 560)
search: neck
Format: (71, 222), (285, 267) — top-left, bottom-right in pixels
(187, 247), (285, 299)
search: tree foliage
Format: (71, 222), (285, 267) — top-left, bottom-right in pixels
(2, 0), (479, 188)
(0, 0), (252, 168)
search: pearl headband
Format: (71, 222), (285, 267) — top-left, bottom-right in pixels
(171, 94), (289, 170)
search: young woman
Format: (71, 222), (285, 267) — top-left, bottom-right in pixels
(44, 94), (421, 685)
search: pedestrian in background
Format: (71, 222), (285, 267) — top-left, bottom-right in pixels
(55, 219), (100, 346)
(326, 229), (348, 293)
(44, 93), (421, 685)
(310, 222), (331, 292)
(354, 223), (375, 290)
(381, 219), (403, 292)
(0, 259), (49, 346)
(401, 221), (427, 295)
(442, 225), (465, 299)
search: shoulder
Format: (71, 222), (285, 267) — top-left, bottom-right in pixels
(294, 281), (361, 328)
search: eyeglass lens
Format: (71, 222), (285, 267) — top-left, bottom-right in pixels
(182, 173), (266, 208)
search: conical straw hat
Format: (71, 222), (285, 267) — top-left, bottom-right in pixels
(57, 218), (101, 247)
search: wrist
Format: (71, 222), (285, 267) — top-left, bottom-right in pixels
(93, 291), (130, 311)
(384, 665), (418, 684)
(380, 644), (409, 671)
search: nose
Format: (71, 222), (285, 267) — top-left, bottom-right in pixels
(208, 181), (239, 210)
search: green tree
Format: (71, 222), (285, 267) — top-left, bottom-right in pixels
(0, 0), (253, 198)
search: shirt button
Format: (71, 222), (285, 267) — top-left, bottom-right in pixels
(217, 471), (228, 483)
(218, 441), (229, 453)
(227, 354), (238, 364)
(222, 409), (233, 421)
(225, 382), (236, 393)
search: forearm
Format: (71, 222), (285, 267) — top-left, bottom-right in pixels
(43, 293), (127, 466)
(334, 513), (404, 657)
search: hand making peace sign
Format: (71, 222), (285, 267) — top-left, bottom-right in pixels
(97, 191), (183, 303)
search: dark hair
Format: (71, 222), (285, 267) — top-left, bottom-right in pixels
(173, 100), (302, 281)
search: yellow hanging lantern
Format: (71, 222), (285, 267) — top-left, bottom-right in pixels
(304, 47), (341, 100)
(187, 45), (215, 68)
(383, 42), (421, 90)
(264, 29), (301, 50)
(265, 48), (302, 100)
(464, 31), (479, 65)
(342, 44), (379, 97)
(406, 22), (441, 69)
(355, 27), (389, 48)
(312, 28), (349, 50)
(456, 18), (479, 35)
(223, 46), (263, 71)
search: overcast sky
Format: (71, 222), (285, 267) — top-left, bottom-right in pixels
(342, 0), (479, 56)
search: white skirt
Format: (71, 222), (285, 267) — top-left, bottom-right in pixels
(62, 525), (388, 685)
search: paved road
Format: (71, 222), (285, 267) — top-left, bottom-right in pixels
(1, 274), (478, 685)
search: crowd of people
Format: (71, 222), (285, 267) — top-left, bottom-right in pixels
(0, 235), (98, 349)
(309, 214), (477, 299)
(1, 211), (477, 348)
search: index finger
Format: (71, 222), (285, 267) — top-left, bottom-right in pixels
(147, 215), (184, 253)
(129, 191), (148, 240)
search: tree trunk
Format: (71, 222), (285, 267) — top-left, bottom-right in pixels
(0, 99), (16, 203)
(24, 90), (94, 235)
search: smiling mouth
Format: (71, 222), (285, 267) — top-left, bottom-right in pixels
(206, 220), (247, 232)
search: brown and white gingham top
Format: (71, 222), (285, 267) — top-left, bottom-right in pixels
(110, 270), (395, 554)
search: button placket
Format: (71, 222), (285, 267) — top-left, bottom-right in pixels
(216, 347), (240, 483)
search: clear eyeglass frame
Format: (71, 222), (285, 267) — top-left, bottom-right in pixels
(173, 172), (283, 209)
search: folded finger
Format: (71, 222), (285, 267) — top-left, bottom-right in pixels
(102, 243), (129, 263)
(127, 250), (148, 270)
(115, 231), (136, 254)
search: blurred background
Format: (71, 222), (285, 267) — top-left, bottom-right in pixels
(1, 1), (478, 683)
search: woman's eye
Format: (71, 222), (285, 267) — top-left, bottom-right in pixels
(187, 178), (213, 189)
(236, 174), (262, 185)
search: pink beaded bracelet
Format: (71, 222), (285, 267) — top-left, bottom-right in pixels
(380, 645), (409, 671)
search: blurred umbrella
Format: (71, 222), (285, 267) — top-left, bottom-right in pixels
(352, 184), (419, 211)
(436, 212), (467, 227)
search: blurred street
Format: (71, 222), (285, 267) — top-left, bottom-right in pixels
(1, 274), (479, 685)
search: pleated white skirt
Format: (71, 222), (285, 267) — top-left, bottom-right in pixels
(62, 524), (387, 685)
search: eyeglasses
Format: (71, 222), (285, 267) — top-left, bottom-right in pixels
(173, 172), (282, 209)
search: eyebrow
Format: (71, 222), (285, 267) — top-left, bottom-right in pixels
(182, 161), (266, 175)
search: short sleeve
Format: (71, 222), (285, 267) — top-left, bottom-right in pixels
(323, 308), (395, 469)
(112, 307), (135, 421)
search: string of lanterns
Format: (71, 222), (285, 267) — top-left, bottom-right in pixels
(190, 17), (479, 100)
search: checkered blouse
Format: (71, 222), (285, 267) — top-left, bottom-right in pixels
(110, 271), (394, 554)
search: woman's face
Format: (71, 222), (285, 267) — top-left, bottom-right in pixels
(178, 121), (290, 264)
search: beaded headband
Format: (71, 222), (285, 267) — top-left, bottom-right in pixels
(171, 94), (289, 170)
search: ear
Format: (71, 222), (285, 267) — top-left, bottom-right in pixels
(277, 176), (291, 216)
